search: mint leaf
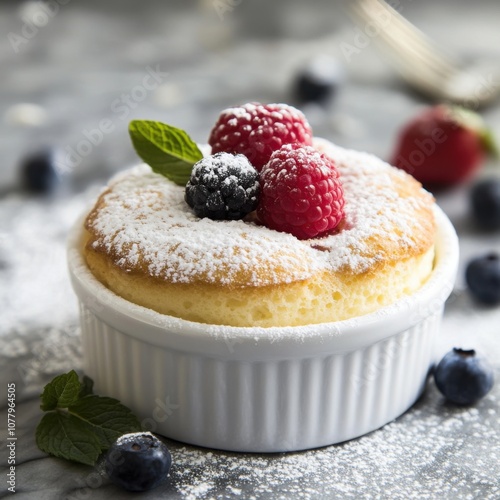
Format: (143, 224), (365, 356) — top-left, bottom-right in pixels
(40, 370), (81, 411)
(78, 376), (94, 398)
(36, 371), (142, 466)
(68, 395), (141, 449)
(129, 120), (203, 185)
(35, 412), (102, 466)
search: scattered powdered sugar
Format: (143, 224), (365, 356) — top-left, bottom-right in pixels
(161, 386), (499, 499)
(218, 102), (307, 124)
(0, 158), (498, 500)
(87, 165), (321, 286)
(0, 189), (94, 335)
(220, 103), (258, 120)
(86, 139), (434, 286)
(314, 138), (434, 272)
(192, 151), (257, 181)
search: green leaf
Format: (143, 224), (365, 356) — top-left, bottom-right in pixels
(40, 370), (81, 411)
(129, 120), (203, 185)
(36, 371), (143, 466)
(68, 395), (142, 449)
(78, 376), (94, 398)
(35, 412), (102, 466)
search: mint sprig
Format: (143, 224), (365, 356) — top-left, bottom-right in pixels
(40, 370), (81, 411)
(35, 370), (142, 466)
(129, 120), (203, 185)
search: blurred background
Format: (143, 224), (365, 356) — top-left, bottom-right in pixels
(1, 0), (499, 190)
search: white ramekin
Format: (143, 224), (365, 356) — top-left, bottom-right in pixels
(68, 205), (458, 453)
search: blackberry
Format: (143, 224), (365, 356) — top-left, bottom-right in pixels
(185, 152), (259, 220)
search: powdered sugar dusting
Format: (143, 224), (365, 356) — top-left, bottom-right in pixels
(85, 139), (434, 286)
(164, 387), (499, 499)
(219, 102), (307, 124)
(86, 165), (321, 286)
(314, 137), (434, 272)
(220, 103), (257, 119)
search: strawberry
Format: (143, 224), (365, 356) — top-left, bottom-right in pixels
(391, 105), (497, 186)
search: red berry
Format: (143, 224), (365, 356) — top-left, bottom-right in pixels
(208, 103), (313, 171)
(391, 105), (495, 186)
(258, 144), (344, 240)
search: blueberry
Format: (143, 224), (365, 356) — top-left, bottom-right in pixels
(19, 148), (61, 194)
(465, 253), (500, 305)
(105, 432), (171, 492)
(293, 55), (344, 105)
(434, 348), (494, 405)
(471, 178), (500, 230)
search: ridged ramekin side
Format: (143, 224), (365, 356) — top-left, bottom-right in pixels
(80, 303), (442, 452)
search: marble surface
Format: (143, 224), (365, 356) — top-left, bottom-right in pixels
(1, 1), (500, 498)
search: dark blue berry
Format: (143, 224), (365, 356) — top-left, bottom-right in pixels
(19, 148), (61, 194)
(293, 56), (344, 105)
(465, 253), (500, 305)
(185, 152), (259, 220)
(105, 432), (171, 492)
(434, 348), (494, 405)
(471, 178), (500, 230)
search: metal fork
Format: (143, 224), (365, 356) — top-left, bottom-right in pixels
(347, 0), (499, 107)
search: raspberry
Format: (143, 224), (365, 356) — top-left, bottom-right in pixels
(258, 144), (344, 240)
(208, 102), (313, 171)
(185, 152), (259, 220)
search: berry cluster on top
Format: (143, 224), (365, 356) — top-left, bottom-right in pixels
(186, 102), (345, 240)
